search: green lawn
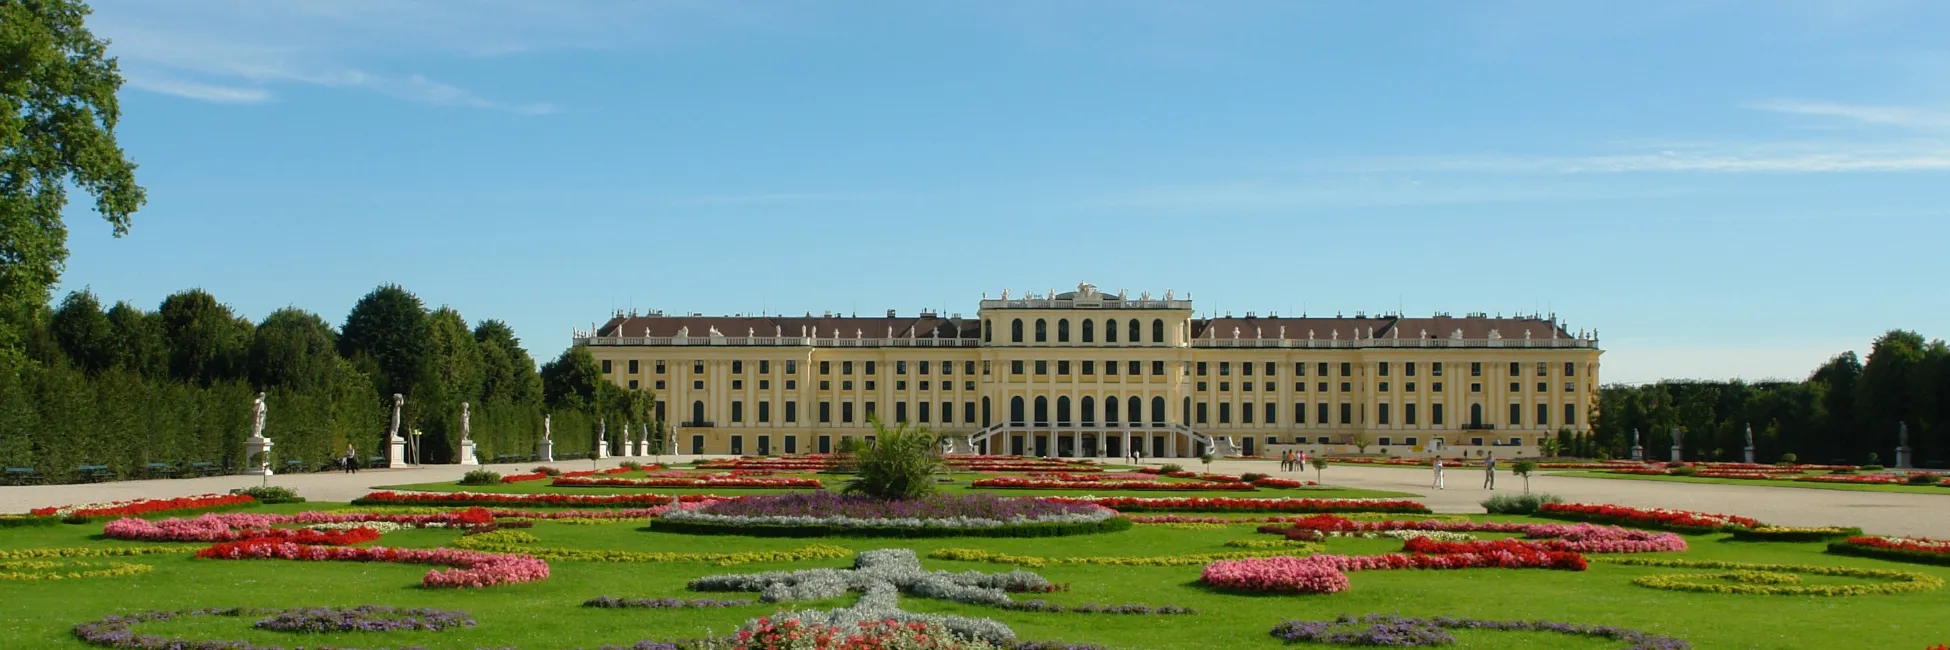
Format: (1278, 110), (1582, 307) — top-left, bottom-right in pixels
(376, 469), (1420, 500)
(5, 502), (1949, 649)
(1550, 470), (1950, 495)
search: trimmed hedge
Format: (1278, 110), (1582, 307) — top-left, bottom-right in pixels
(0, 516), (59, 529)
(647, 516), (1133, 539)
(1727, 526), (1863, 543)
(1825, 541), (1950, 567)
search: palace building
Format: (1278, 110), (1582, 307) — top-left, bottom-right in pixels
(575, 283), (1602, 459)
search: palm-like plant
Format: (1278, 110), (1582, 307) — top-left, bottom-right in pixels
(1512, 460), (1537, 493)
(843, 418), (945, 500)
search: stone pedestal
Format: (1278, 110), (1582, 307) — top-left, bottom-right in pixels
(459, 440), (480, 466)
(389, 437), (410, 468)
(1670, 446), (1683, 463)
(539, 439), (555, 462)
(1897, 446), (1913, 469)
(632, 441), (645, 457)
(1630, 445), (1644, 461)
(1744, 446), (1756, 464)
(244, 435), (274, 476)
(594, 438), (609, 459)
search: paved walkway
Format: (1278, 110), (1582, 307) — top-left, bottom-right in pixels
(5, 456), (1945, 538)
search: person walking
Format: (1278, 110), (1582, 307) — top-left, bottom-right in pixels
(1280, 450), (1291, 472)
(1482, 452), (1497, 490)
(1432, 456), (1445, 490)
(1298, 450), (1309, 472)
(342, 444), (358, 474)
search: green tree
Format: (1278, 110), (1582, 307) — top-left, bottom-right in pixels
(475, 319), (540, 404)
(338, 284), (431, 399)
(103, 300), (163, 377)
(844, 417), (943, 500)
(157, 289), (250, 385)
(49, 288), (113, 373)
(247, 308), (339, 391)
(1858, 330), (1927, 463)
(0, 0), (146, 352)
(540, 346), (603, 408)
(1511, 459), (1537, 493)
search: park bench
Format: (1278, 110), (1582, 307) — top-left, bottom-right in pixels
(189, 461), (220, 477)
(4, 467), (41, 485)
(77, 464), (117, 483)
(143, 462), (177, 478)
(494, 454), (521, 464)
(283, 459), (306, 474)
(367, 455), (385, 469)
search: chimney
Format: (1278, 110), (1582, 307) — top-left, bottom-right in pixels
(886, 309), (896, 317)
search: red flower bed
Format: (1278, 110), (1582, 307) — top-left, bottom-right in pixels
(352, 491), (709, 508)
(1797, 473), (1907, 485)
(968, 476), (1254, 491)
(196, 539), (548, 589)
(1535, 502), (1760, 533)
(552, 476), (822, 489)
(31, 493), (258, 519)
(505, 467), (637, 483)
(1840, 536), (1950, 556)
(1047, 496), (1430, 514)
(1250, 477), (1315, 489)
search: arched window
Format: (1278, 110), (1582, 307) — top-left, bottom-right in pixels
(1152, 318), (1165, 343)
(1081, 396), (1096, 426)
(1082, 319), (1094, 343)
(691, 401), (705, 425)
(1105, 319), (1118, 343)
(1057, 319), (1070, 343)
(1127, 398), (1142, 425)
(1035, 319), (1048, 343)
(1057, 396), (1072, 426)
(1128, 320), (1141, 343)
(1011, 319), (1024, 343)
(1470, 403), (1483, 426)
(1034, 396), (1050, 425)
(1010, 397), (1025, 426)
(1105, 396), (1120, 424)
(983, 320), (992, 343)
(1151, 396), (1166, 425)
(982, 397), (993, 427)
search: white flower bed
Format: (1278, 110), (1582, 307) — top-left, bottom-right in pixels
(690, 548), (1038, 644)
(304, 521), (409, 533)
(662, 509), (1115, 530)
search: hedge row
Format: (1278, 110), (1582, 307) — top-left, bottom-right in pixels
(647, 516), (1134, 539)
(1825, 541), (1950, 567)
(1726, 527), (1863, 543)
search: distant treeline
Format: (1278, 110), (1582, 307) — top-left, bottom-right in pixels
(0, 285), (653, 482)
(1592, 330), (1950, 466)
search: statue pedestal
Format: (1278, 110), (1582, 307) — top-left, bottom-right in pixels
(539, 439), (555, 462)
(244, 435), (274, 476)
(594, 439), (609, 460)
(1897, 446), (1913, 469)
(1744, 447), (1756, 464)
(1630, 446), (1643, 461)
(1670, 446), (1683, 463)
(389, 438), (410, 468)
(459, 441), (480, 466)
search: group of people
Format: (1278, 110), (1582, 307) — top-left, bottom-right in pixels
(1279, 449), (1310, 472)
(1428, 452), (1498, 490)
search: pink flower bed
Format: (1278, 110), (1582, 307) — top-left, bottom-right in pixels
(1797, 473), (1907, 485)
(1251, 477), (1316, 488)
(552, 476), (822, 489)
(969, 476), (1255, 491)
(1201, 546), (1586, 594)
(196, 539), (548, 589)
(1266, 514), (1687, 553)
(104, 509), (497, 542)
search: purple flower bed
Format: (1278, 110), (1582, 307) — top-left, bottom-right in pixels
(1270, 614), (1691, 649)
(72, 607), (682, 650)
(583, 596), (751, 609)
(253, 605), (474, 633)
(696, 492), (1105, 520)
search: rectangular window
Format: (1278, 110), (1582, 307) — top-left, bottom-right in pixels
(760, 360), (770, 374)
(1378, 403), (1391, 425)
(1405, 437), (1418, 446)
(1294, 402), (1305, 424)
(730, 435), (743, 455)
(1107, 361), (1119, 376)
(1196, 402), (1209, 424)
(731, 380), (743, 390)
(1405, 403), (1418, 425)
(1318, 382), (1328, 392)
(865, 361), (876, 375)
(758, 401), (770, 423)
(1432, 382), (1442, 391)
(1264, 403), (1276, 424)
(1406, 382), (1416, 392)
(1341, 362), (1352, 377)
(842, 381), (853, 391)
(785, 401), (798, 423)
(1242, 362), (1253, 377)
(1379, 382), (1390, 392)
(842, 402), (855, 423)
(694, 361), (704, 374)
(693, 380), (703, 390)
(1471, 383), (1482, 393)
(1295, 362), (1306, 377)
(966, 361), (977, 375)
(1379, 437), (1392, 446)
(786, 360), (797, 375)
(1433, 403), (1445, 425)
(1432, 362), (1443, 377)
(1035, 360), (1048, 375)
(842, 361), (853, 375)
(656, 360), (667, 374)
(732, 360), (743, 374)
(1378, 362), (1390, 377)
(601, 360), (612, 373)
(896, 380), (908, 391)
(1219, 403), (1232, 424)
(1565, 403), (1577, 426)
(897, 361), (908, 374)
(1537, 361), (1548, 376)
(1012, 360), (1025, 375)
(1405, 362), (1416, 377)
(1340, 403), (1353, 425)
(1509, 403), (1522, 426)
(785, 436), (797, 454)
(1509, 362), (1521, 376)
(1197, 381), (1208, 392)
(920, 360), (931, 374)
(1317, 436), (1331, 444)
(820, 361), (831, 375)
(896, 402), (908, 423)
(1197, 362), (1208, 376)
(1057, 360), (1070, 375)
(819, 402), (831, 423)
(1340, 382), (1351, 392)
(1537, 403), (1549, 426)
(627, 359), (639, 374)
(1243, 382), (1253, 392)
(786, 379), (797, 390)
(760, 379), (770, 390)
(1470, 362), (1482, 377)
(1150, 361), (1163, 375)
(1220, 382), (1231, 392)
(964, 401), (976, 423)
(1538, 382), (1548, 392)
(656, 380), (666, 390)
(965, 381), (975, 391)
(1265, 362), (1276, 376)
(1565, 382), (1575, 393)
(1082, 360), (1095, 375)
(1565, 362), (1576, 377)
(1317, 362), (1329, 377)
(1296, 382), (1306, 392)
(864, 402), (876, 419)
(1317, 403), (1330, 425)
(1240, 402), (1252, 424)
(1510, 382), (1521, 393)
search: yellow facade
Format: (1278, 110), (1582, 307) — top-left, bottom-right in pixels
(578, 284), (1600, 458)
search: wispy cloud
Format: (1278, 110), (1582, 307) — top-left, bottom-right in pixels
(1746, 99), (1950, 132)
(1345, 143), (1950, 174)
(90, 0), (755, 112)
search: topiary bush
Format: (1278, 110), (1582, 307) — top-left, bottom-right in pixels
(459, 470), (502, 485)
(233, 485), (304, 504)
(619, 461), (644, 471)
(1241, 473), (1269, 482)
(531, 466), (562, 476)
(843, 418), (943, 500)
(1159, 463), (1186, 474)
(1779, 453), (1798, 464)
(1481, 493), (1563, 515)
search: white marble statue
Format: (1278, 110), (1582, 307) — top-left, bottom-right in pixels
(544, 414), (553, 441)
(389, 394), (404, 441)
(250, 392), (268, 439)
(460, 402), (472, 443)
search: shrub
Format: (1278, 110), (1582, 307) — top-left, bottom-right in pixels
(1830, 467), (1857, 475)
(232, 485), (303, 504)
(1241, 473), (1269, 482)
(531, 466), (563, 476)
(1863, 465), (1885, 472)
(1481, 493), (1562, 515)
(1670, 465), (1699, 477)
(1779, 453), (1798, 464)
(1159, 463), (1186, 474)
(843, 418), (944, 500)
(618, 461), (644, 471)
(1909, 473), (1939, 485)
(1727, 526), (1863, 542)
(459, 470), (503, 485)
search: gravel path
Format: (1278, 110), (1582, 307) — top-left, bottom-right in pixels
(5, 456), (1945, 538)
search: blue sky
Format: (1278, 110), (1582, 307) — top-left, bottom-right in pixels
(53, 0), (1950, 384)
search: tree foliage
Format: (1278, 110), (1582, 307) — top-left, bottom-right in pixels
(338, 284), (430, 399)
(843, 418), (944, 500)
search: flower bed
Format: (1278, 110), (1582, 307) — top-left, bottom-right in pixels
(1261, 515), (1687, 554)
(1535, 503), (1760, 533)
(251, 605), (475, 632)
(584, 596), (752, 609)
(1251, 477), (1316, 488)
(1269, 614), (1691, 649)
(1046, 496), (1431, 514)
(1796, 473), (1909, 485)
(553, 475), (824, 489)
(1827, 536), (1950, 567)
(1727, 526), (1864, 542)
(104, 515), (386, 544)
(1202, 545), (1586, 595)
(969, 476), (1255, 491)
(0, 559), (155, 581)
(352, 491), (715, 508)
(195, 539), (549, 589)
(653, 493), (1128, 538)
(1, 546), (190, 561)
(930, 545), (1325, 568)
(1598, 557), (1945, 596)
(451, 530), (855, 566)
(30, 494), (258, 520)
